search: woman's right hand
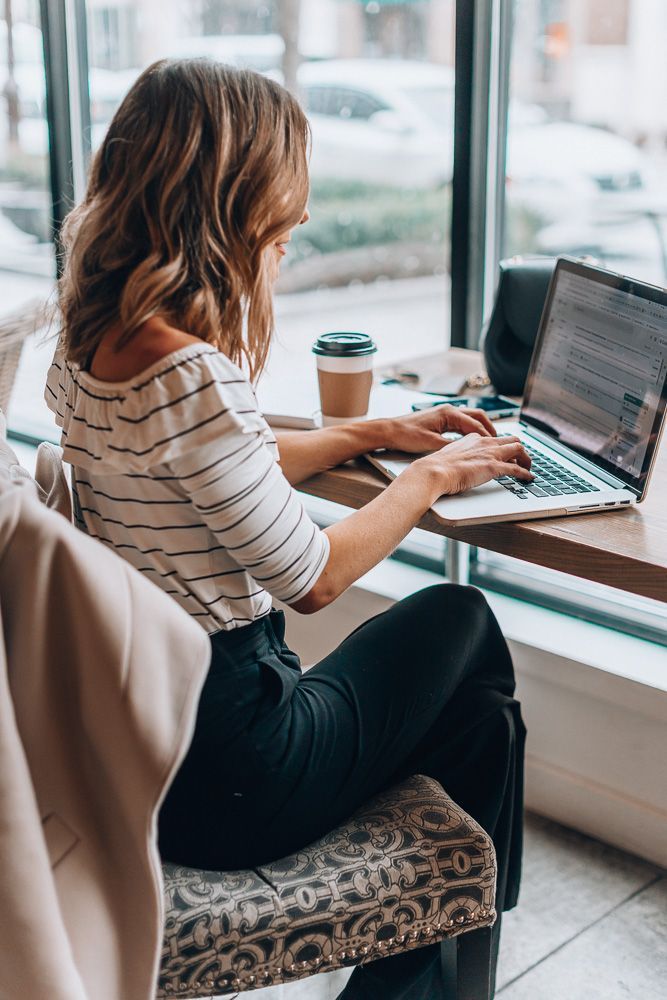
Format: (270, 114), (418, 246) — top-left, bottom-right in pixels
(413, 433), (534, 499)
(297, 433), (533, 613)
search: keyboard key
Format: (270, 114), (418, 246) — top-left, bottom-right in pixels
(497, 481), (529, 499)
(525, 485), (547, 496)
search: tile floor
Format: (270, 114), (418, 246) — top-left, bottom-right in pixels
(236, 812), (666, 1000)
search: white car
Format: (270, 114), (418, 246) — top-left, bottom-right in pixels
(506, 119), (650, 223)
(299, 59), (454, 190)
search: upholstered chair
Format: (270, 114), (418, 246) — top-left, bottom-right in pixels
(159, 773), (497, 1000)
(5, 438), (498, 999)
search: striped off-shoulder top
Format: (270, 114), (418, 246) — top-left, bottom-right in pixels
(44, 340), (330, 632)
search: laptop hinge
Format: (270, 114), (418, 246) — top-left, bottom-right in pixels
(520, 421), (639, 495)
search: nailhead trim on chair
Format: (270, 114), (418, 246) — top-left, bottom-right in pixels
(159, 775), (497, 998)
(158, 912), (498, 996)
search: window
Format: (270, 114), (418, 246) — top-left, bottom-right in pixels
(80, 0), (455, 397)
(504, 0), (667, 286)
(7, 0), (455, 445)
(0, 2), (55, 439)
(468, 0), (667, 645)
(5, 0), (664, 645)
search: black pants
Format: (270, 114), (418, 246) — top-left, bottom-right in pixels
(159, 584), (525, 999)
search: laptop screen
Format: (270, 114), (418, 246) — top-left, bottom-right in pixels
(521, 258), (667, 496)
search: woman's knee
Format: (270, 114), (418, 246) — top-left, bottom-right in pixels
(404, 583), (493, 631)
(408, 584), (513, 686)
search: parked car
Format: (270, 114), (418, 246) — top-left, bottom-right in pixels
(506, 118), (651, 223)
(299, 59), (455, 190)
(299, 59), (654, 201)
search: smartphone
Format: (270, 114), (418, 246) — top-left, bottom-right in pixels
(411, 394), (520, 420)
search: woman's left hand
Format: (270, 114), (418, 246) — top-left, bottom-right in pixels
(382, 404), (497, 453)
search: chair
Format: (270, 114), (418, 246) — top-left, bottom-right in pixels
(159, 774), (497, 999)
(480, 255), (555, 396)
(0, 298), (49, 414)
(24, 445), (499, 999)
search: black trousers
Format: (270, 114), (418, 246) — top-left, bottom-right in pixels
(159, 584), (526, 999)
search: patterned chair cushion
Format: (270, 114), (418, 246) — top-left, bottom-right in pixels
(158, 774), (497, 997)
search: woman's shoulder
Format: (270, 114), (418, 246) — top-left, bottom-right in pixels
(45, 332), (269, 473)
(89, 323), (203, 382)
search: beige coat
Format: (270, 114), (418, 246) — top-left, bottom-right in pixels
(0, 438), (210, 1000)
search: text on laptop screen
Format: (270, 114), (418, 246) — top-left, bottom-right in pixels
(522, 266), (667, 487)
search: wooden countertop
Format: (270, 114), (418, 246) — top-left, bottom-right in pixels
(299, 350), (667, 604)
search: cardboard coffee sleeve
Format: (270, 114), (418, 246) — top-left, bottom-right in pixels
(313, 333), (377, 421)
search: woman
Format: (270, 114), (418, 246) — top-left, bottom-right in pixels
(46, 59), (530, 999)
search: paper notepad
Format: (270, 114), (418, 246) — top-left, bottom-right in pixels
(256, 377), (441, 429)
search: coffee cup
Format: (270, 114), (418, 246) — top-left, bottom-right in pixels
(312, 332), (377, 423)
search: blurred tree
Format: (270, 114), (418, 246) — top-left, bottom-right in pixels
(277, 0), (301, 94)
(199, 1), (275, 36)
(3, 0), (20, 149)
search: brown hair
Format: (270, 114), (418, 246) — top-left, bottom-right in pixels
(58, 59), (310, 380)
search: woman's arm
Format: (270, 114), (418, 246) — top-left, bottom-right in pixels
(275, 421), (391, 484)
(291, 433), (533, 613)
(276, 404), (498, 485)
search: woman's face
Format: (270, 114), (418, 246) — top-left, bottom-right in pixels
(274, 208), (310, 263)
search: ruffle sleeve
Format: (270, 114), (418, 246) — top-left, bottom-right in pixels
(44, 342), (277, 475)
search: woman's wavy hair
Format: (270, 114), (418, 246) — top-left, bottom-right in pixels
(58, 59), (310, 380)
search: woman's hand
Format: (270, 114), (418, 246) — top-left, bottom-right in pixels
(412, 433), (533, 499)
(299, 432), (533, 612)
(382, 404), (496, 454)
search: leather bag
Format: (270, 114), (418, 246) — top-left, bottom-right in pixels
(481, 256), (556, 395)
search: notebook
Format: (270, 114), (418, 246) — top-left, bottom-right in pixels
(366, 258), (667, 526)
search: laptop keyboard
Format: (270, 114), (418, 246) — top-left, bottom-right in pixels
(496, 441), (601, 500)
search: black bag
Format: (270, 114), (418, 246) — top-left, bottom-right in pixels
(481, 256), (556, 395)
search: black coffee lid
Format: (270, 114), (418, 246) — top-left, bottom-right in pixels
(312, 332), (377, 357)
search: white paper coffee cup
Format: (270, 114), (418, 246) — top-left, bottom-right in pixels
(312, 332), (377, 422)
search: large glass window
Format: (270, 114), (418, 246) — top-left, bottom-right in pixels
(1, 1), (55, 437)
(504, 0), (667, 286)
(81, 0), (456, 397)
(11, 0), (456, 441)
(6, 0), (665, 644)
(470, 0), (667, 644)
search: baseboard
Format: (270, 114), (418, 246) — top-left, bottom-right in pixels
(525, 753), (667, 868)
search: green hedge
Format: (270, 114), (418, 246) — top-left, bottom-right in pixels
(289, 179), (451, 263)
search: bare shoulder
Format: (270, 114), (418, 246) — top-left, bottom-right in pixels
(89, 318), (206, 382)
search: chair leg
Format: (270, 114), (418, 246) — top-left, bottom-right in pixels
(440, 936), (457, 995)
(456, 926), (493, 1000)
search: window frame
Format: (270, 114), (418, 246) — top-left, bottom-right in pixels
(39, 0), (91, 250)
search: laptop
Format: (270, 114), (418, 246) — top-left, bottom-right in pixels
(367, 257), (667, 526)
